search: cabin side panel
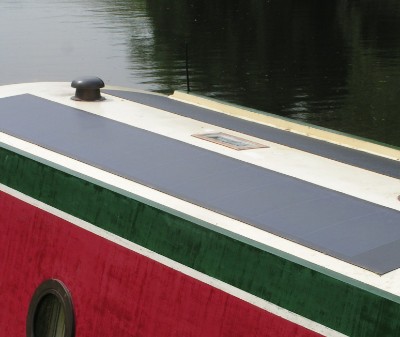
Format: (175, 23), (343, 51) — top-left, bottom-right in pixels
(0, 190), (323, 337)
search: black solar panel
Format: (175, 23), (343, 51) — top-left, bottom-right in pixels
(104, 89), (400, 179)
(1, 94), (399, 274)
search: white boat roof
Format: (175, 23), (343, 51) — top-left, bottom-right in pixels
(1, 82), (400, 298)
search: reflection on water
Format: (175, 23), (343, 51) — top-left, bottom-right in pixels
(1, 0), (399, 146)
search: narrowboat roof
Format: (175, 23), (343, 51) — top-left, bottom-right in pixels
(1, 82), (400, 300)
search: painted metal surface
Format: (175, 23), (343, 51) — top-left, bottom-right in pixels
(0, 94), (400, 274)
(0, 190), (324, 337)
(1, 147), (400, 337)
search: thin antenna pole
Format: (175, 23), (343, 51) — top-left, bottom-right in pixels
(185, 41), (190, 93)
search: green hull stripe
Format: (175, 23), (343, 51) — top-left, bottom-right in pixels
(1, 146), (399, 337)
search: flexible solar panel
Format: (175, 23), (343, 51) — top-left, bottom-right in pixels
(104, 89), (400, 179)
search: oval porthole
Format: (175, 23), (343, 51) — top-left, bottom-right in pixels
(27, 279), (75, 337)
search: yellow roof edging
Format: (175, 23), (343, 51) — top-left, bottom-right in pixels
(171, 91), (400, 161)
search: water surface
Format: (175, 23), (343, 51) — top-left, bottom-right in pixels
(1, 0), (399, 146)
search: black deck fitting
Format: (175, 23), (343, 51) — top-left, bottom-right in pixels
(71, 76), (105, 101)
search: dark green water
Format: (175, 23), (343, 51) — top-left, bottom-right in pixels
(1, 0), (400, 146)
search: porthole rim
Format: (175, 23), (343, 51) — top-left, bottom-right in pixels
(26, 279), (75, 337)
